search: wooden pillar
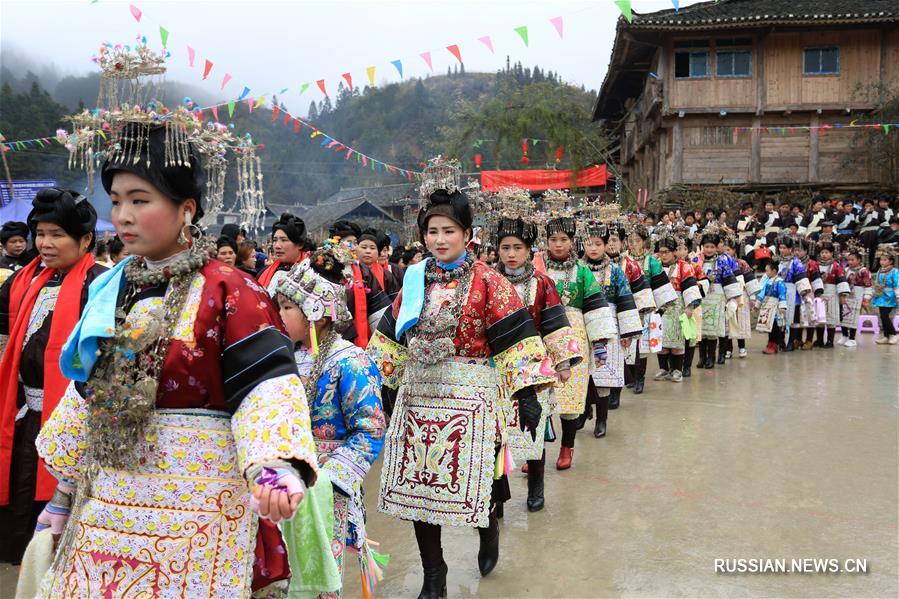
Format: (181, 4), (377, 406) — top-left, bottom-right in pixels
(750, 116), (761, 182)
(672, 119), (683, 184)
(808, 113), (819, 183)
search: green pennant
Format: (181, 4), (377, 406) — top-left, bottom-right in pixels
(300, 83), (311, 95)
(159, 26), (169, 48)
(514, 26), (529, 47)
(227, 100), (235, 118)
(614, 0), (632, 23)
(884, 124), (891, 135)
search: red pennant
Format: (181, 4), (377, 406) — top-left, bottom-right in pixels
(317, 79), (328, 96)
(474, 153), (482, 168)
(284, 113), (290, 125)
(554, 146), (565, 163)
(446, 44), (462, 64)
(272, 106), (279, 122)
(342, 73), (353, 91)
(294, 119), (301, 134)
(202, 59), (213, 80)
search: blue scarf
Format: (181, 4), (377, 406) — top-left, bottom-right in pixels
(395, 251), (467, 339)
(60, 256), (133, 381)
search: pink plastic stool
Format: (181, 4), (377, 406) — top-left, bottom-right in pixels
(857, 314), (879, 334)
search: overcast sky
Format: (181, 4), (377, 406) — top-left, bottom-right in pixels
(1, 0), (701, 116)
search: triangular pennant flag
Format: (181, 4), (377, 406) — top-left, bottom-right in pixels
(220, 73), (232, 90)
(362, 155), (368, 167)
(129, 3), (142, 22)
(255, 95), (266, 109)
(366, 66), (376, 88)
(446, 44), (462, 64)
(159, 26), (169, 48)
(280, 88), (289, 94)
(320, 137), (330, 147)
(238, 86), (250, 101)
(549, 16), (564, 38)
(211, 106), (218, 121)
(294, 119), (301, 134)
(342, 73), (353, 91)
(885, 124), (891, 134)
(317, 79), (328, 97)
(346, 148), (353, 160)
(300, 82), (311, 95)
(478, 36), (494, 54)
(284, 113), (290, 125)
(187, 45), (196, 67)
(272, 106), (279, 121)
(247, 98), (254, 112)
(672, 0), (680, 11)
(227, 100), (235, 118)
(420, 51), (433, 72)
(391, 59), (404, 78)
(202, 59), (213, 80)
(514, 26), (529, 47)
(614, 0), (632, 23)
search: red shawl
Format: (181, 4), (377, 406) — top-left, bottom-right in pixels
(351, 263), (369, 348)
(257, 260), (284, 289)
(0, 252), (96, 504)
(369, 261), (385, 291)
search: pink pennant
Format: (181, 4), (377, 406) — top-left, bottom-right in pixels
(362, 155), (368, 167)
(342, 72), (353, 91)
(549, 16), (564, 38)
(327, 140), (339, 148)
(187, 45), (196, 67)
(346, 148), (353, 160)
(419, 51), (433, 72)
(202, 59), (213, 80)
(129, 3), (142, 22)
(478, 36), (494, 54)
(211, 106), (219, 121)
(446, 44), (462, 64)
(220, 73), (232, 90)
(247, 97), (255, 112)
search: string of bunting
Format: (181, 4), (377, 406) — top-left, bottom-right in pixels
(0, 98), (422, 180)
(119, 2), (566, 100)
(732, 122), (899, 135)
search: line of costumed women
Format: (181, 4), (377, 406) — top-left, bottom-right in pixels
(541, 190), (615, 470)
(488, 186), (584, 512)
(30, 113), (319, 597)
(366, 160), (556, 599)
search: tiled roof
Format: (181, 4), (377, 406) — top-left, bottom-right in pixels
(630, 0), (897, 30)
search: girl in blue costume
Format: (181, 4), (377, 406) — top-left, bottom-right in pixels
(276, 240), (387, 597)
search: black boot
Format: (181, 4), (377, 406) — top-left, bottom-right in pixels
(575, 400), (593, 430)
(682, 345), (693, 377)
(526, 456), (545, 512)
(593, 417), (606, 438)
(705, 340), (716, 369)
(695, 341), (706, 368)
(608, 387), (621, 410)
(633, 376), (645, 394)
(418, 562), (448, 599)
(716, 339), (727, 364)
(477, 511), (500, 576)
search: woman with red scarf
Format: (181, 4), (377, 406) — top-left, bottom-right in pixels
(258, 212), (310, 295)
(0, 188), (107, 564)
(330, 220), (392, 349)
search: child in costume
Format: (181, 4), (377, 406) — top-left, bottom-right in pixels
(756, 262), (789, 354)
(276, 241), (386, 598)
(695, 226), (742, 369)
(774, 236), (813, 352)
(814, 241), (850, 347)
(839, 246), (873, 347)
(871, 244), (899, 344)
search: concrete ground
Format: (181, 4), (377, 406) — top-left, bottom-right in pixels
(2, 333), (896, 597)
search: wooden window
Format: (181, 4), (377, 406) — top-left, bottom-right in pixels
(675, 51), (709, 78)
(686, 127), (747, 147)
(803, 47), (840, 75)
(716, 50), (751, 77)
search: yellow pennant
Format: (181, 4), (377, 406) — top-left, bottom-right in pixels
(366, 66), (376, 88)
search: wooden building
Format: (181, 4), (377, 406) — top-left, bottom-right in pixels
(593, 0), (899, 201)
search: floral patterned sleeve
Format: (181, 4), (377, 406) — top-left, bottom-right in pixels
(367, 291), (409, 389)
(35, 382), (89, 483)
(481, 267), (556, 398)
(578, 264), (616, 343)
(323, 351), (386, 497)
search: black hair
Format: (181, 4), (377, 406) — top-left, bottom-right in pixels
(221, 223), (246, 240)
(27, 188), (98, 251)
(101, 123), (205, 221)
(309, 247), (346, 284)
(418, 189), (473, 233)
(330, 220), (362, 240)
(272, 212), (307, 245)
(109, 236), (125, 257)
(1, 221), (29, 244)
(216, 235), (238, 255)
